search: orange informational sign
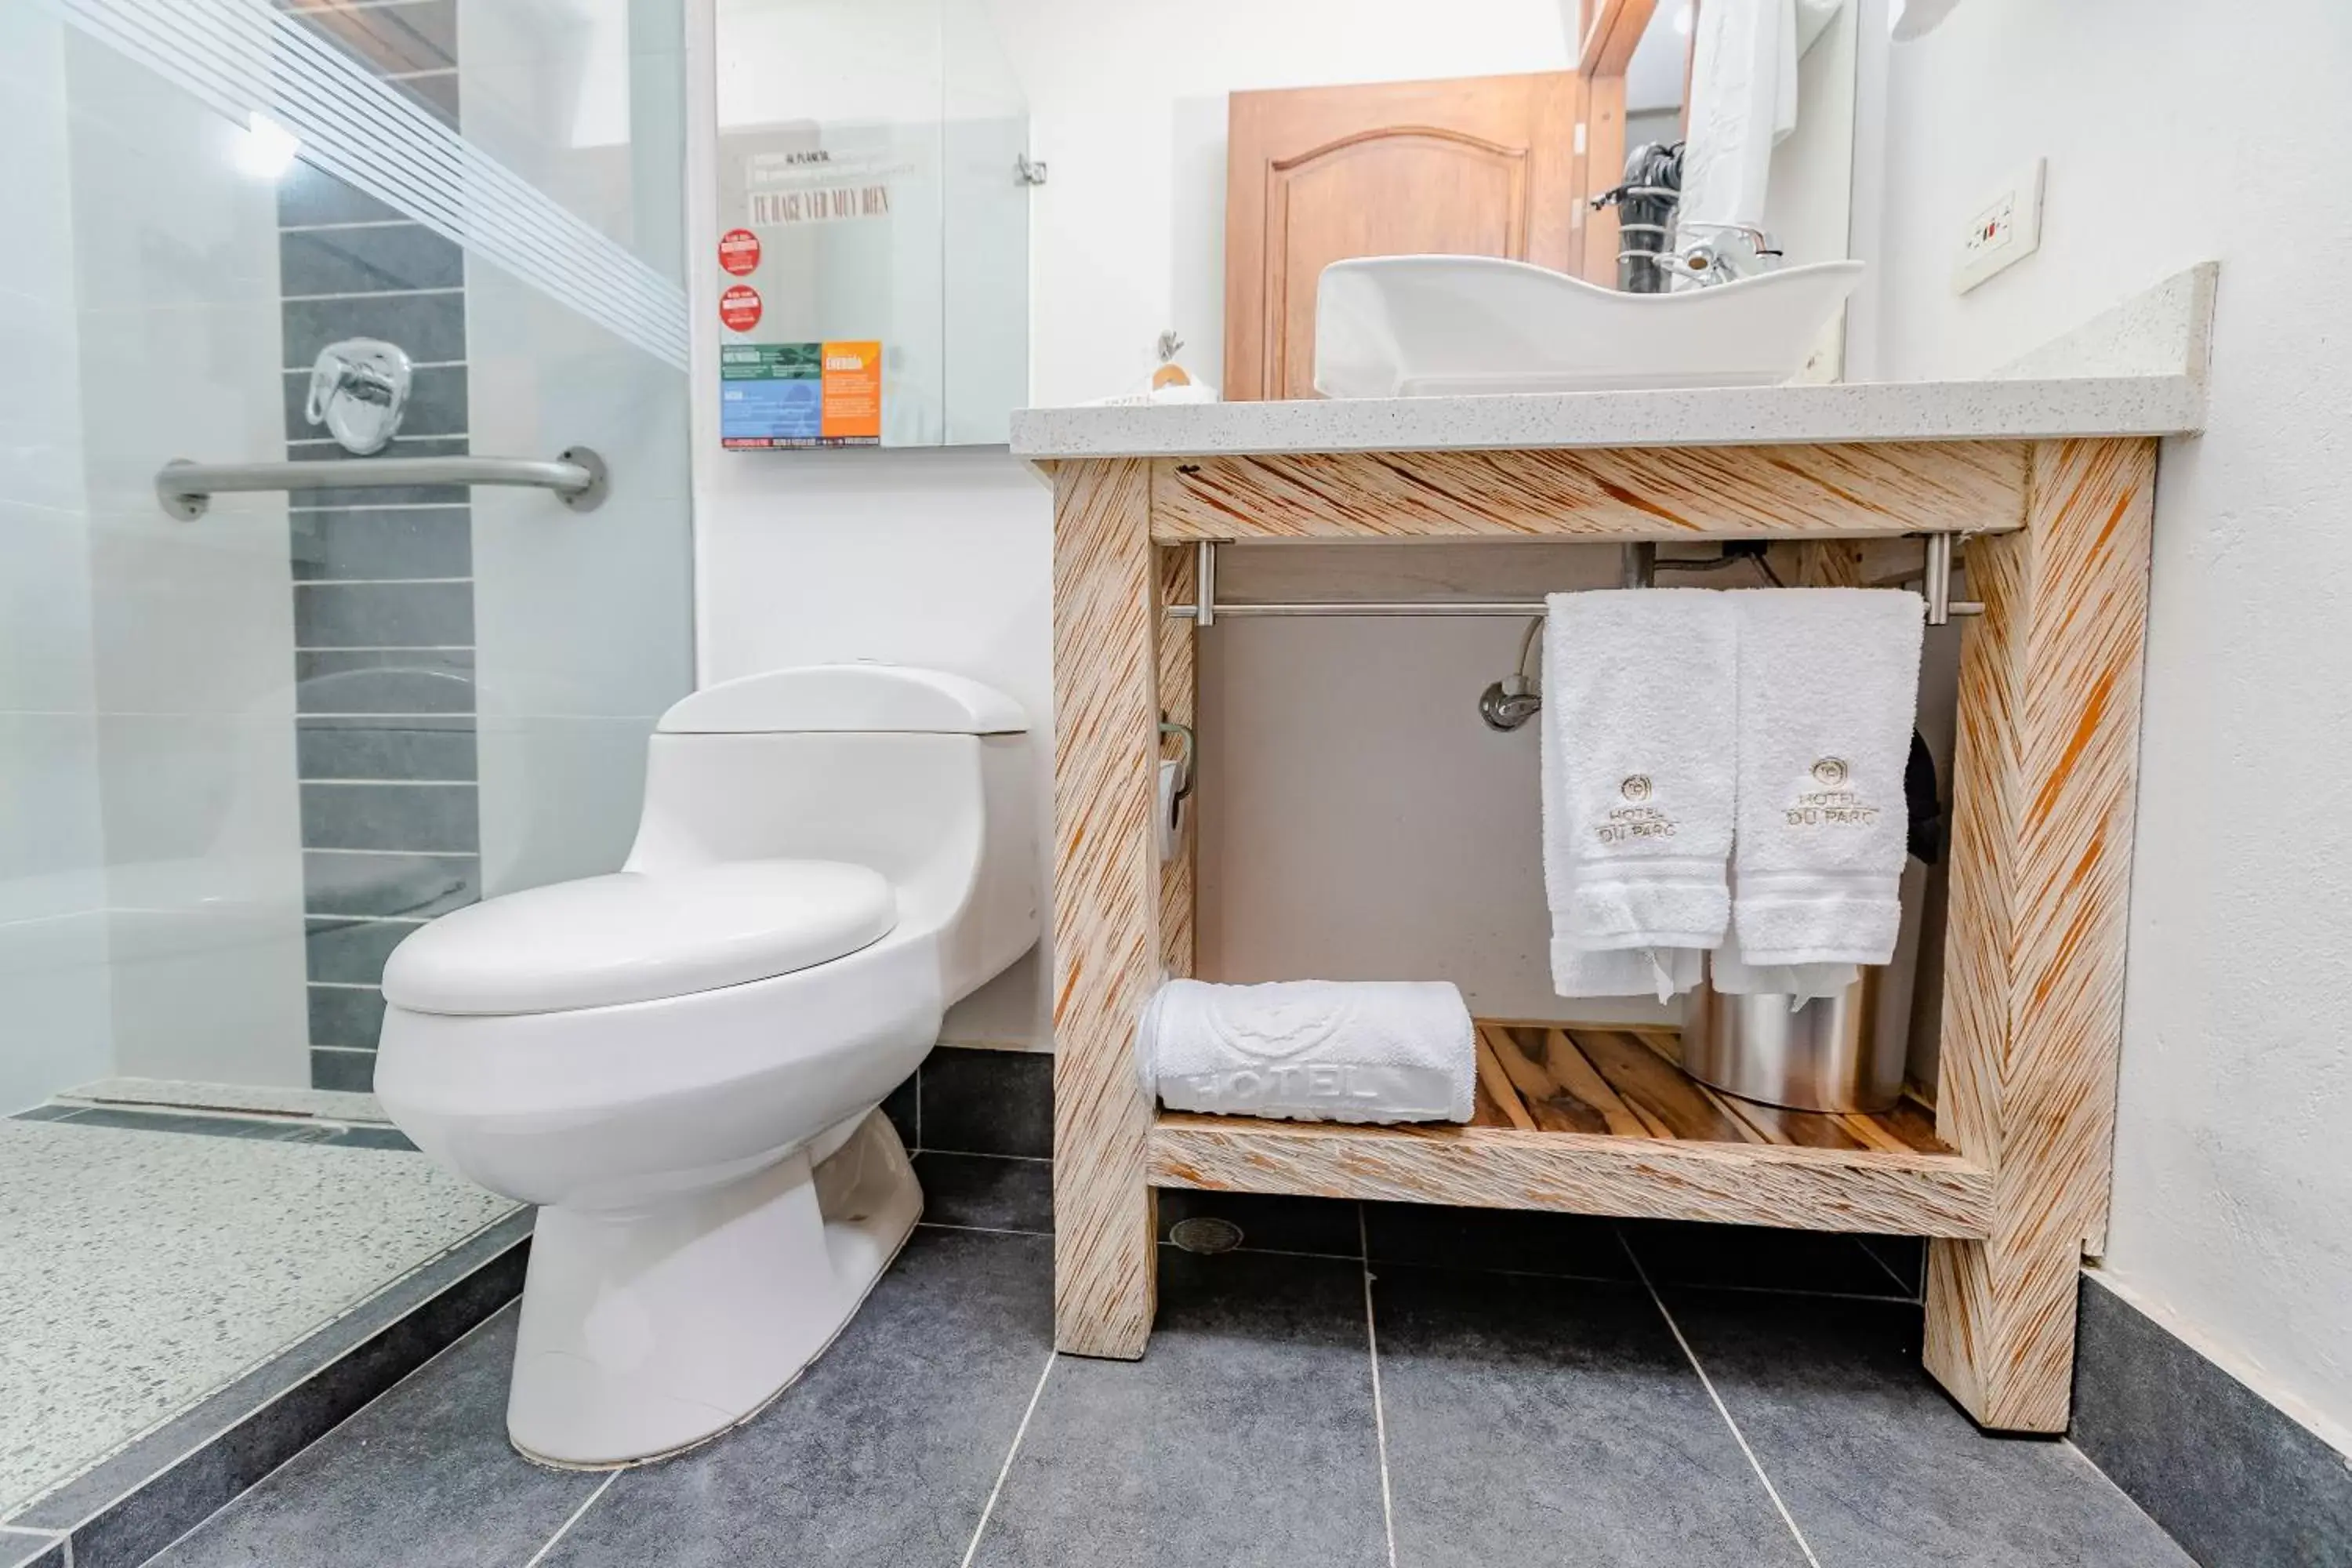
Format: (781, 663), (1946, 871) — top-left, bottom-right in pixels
(818, 340), (881, 442)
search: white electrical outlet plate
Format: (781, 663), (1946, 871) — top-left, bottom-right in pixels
(1954, 157), (2045, 294)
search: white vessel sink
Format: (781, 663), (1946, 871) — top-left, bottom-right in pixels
(1313, 254), (1867, 398)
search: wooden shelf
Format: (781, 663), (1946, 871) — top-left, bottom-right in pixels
(1146, 1022), (1991, 1239)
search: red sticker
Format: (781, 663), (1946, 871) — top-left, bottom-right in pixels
(720, 284), (763, 332)
(718, 227), (761, 276)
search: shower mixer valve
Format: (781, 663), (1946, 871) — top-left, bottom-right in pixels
(304, 338), (413, 456)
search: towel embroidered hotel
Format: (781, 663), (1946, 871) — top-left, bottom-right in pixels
(1542, 590), (1737, 999)
(1730, 588), (1924, 967)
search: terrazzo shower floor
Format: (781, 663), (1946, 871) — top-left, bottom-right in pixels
(0, 1107), (516, 1519)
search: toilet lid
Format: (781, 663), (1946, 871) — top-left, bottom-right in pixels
(380, 859), (897, 1016)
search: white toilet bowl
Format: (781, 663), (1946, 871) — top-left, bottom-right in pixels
(372, 665), (1037, 1468)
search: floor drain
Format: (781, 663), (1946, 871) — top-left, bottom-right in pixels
(1169, 1216), (1244, 1255)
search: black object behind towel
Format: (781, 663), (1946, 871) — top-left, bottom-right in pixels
(1906, 730), (1943, 864)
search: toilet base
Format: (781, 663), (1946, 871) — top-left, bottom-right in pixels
(505, 1108), (920, 1468)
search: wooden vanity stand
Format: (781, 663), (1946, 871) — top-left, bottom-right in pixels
(1040, 433), (2159, 1435)
(1022, 241), (2230, 1441)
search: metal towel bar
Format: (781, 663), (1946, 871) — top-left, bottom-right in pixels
(155, 447), (608, 520)
(1166, 538), (1987, 625)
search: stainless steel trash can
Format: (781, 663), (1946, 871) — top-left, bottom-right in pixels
(1682, 968), (1899, 1114)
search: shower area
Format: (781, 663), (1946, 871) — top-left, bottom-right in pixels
(1, 0), (691, 1532)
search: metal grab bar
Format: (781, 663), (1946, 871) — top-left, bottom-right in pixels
(156, 447), (608, 520)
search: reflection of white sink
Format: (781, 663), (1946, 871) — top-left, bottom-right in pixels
(1313, 254), (1867, 397)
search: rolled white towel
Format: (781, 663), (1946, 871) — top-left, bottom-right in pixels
(1140, 978), (1474, 1124)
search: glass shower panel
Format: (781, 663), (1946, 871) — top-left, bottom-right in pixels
(2, 0), (695, 1102)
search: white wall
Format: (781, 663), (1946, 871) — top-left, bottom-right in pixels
(0, 5), (111, 1112)
(1872, 0), (2352, 1451)
(693, 446), (1055, 1046)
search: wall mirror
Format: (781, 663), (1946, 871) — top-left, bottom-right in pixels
(710, 0), (1867, 443)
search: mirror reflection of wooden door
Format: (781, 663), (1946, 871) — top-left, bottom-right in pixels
(1223, 72), (1582, 401)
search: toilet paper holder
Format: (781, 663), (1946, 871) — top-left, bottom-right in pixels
(1157, 720), (1195, 862)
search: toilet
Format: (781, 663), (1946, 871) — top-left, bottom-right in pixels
(372, 664), (1038, 1468)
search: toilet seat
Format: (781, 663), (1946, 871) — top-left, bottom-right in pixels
(381, 858), (896, 1016)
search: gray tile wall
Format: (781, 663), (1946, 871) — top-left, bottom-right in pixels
(277, 0), (473, 1093)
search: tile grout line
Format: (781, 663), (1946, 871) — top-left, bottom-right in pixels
(518, 1470), (618, 1568)
(1615, 1225), (1824, 1568)
(122, 1301), (518, 1566)
(956, 1351), (1058, 1568)
(1359, 1204), (1400, 1568)
(1856, 1236), (1920, 1301)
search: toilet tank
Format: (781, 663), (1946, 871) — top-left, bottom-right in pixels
(623, 666), (1037, 1005)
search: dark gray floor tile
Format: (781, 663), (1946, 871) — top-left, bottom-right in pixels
(302, 848), (477, 918)
(307, 984), (387, 1049)
(921, 1045), (1053, 1158)
(543, 1228), (1053, 1568)
(325, 1124), (418, 1152)
(306, 916), (423, 985)
(969, 1248), (1387, 1568)
(0, 1530), (64, 1568)
(1159, 1188), (1361, 1258)
(24, 1223), (527, 1568)
(295, 581), (474, 650)
(1622, 1218), (1911, 1298)
(1364, 1200), (1633, 1279)
(310, 1047), (376, 1093)
(147, 1308), (591, 1568)
(12, 1105), (339, 1145)
(298, 717), (477, 782)
(2073, 1273), (2352, 1568)
(284, 292), (466, 368)
(1376, 1265), (1807, 1568)
(285, 368), (468, 445)
(881, 1069), (919, 1149)
(1858, 1234), (1926, 1297)
(296, 649), (476, 715)
(918, 1151), (1052, 1233)
(1663, 1288), (2194, 1568)
(300, 780), (479, 852)
(281, 224), (462, 297)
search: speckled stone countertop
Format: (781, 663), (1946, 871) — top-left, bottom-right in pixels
(1011, 263), (2214, 460)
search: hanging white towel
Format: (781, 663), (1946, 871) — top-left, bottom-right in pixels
(1680, 0), (1794, 231)
(1708, 895), (1860, 1001)
(1730, 588), (1923, 967)
(1542, 590), (1737, 998)
(1140, 978), (1474, 1124)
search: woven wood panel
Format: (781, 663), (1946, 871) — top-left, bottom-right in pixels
(1922, 437), (2158, 1432)
(1149, 1022), (1987, 1237)
(1151, 443), (2028, 543)
(1049, 458), (1160, 1359)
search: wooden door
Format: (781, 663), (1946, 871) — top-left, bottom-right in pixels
(1223, 72), (1583, 401)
